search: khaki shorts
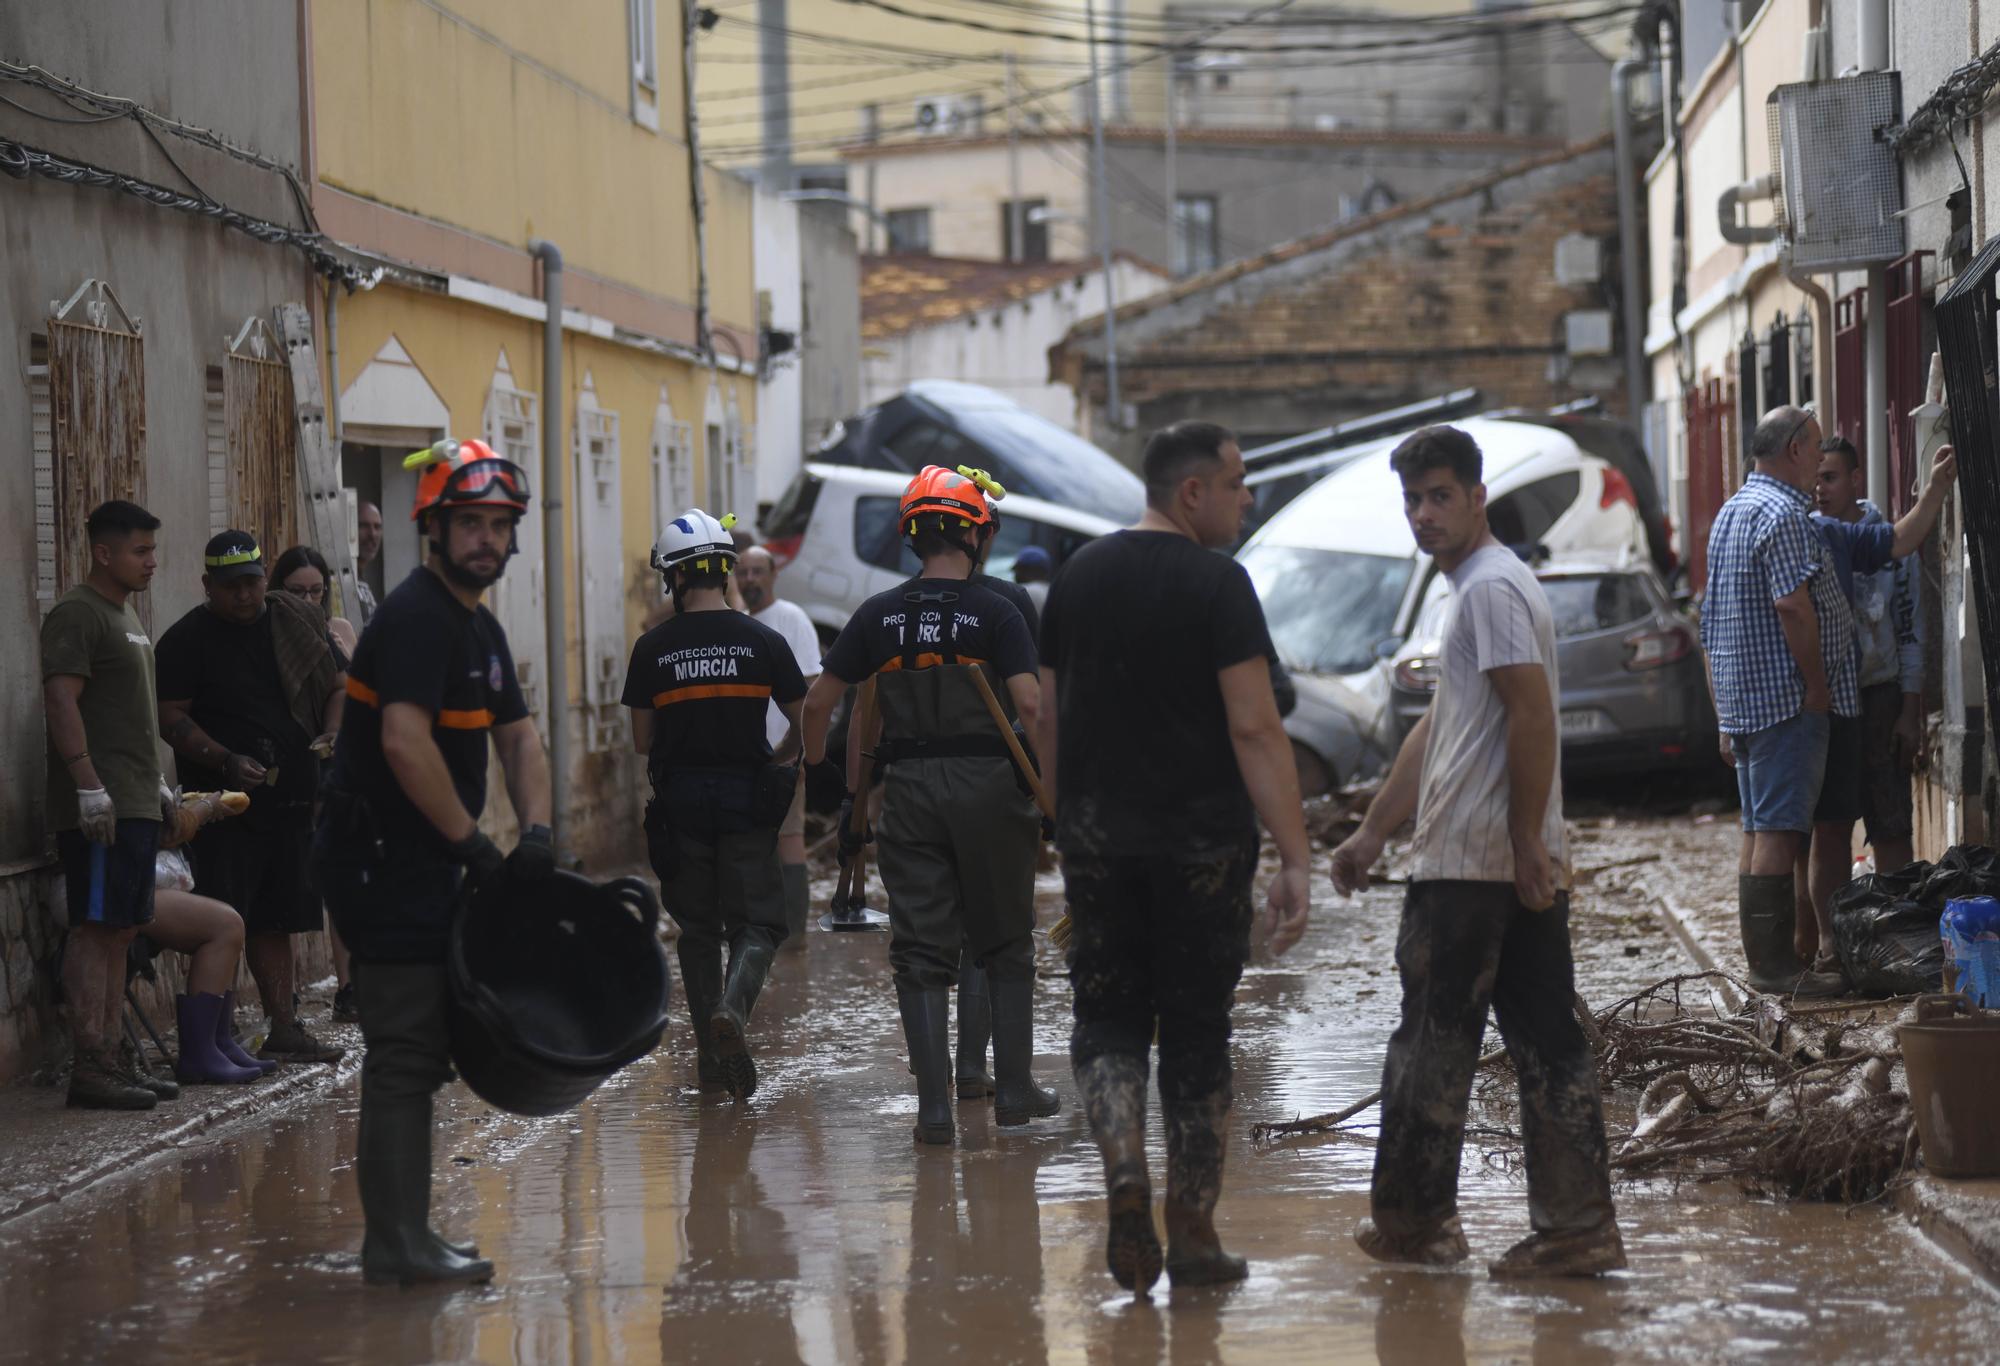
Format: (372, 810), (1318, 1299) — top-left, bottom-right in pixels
(779, 775), (806, 839)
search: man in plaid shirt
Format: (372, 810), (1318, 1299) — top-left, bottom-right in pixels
(1699, 405), (1851, 996)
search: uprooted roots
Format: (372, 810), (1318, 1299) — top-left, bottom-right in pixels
(1253, 972), (1919, 1205)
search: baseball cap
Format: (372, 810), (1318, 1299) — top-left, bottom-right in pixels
(1013, 545), (1052, 573)
(203, 530), (266, 580)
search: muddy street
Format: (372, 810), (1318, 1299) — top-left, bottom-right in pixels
(3, 857), (1998, 1364)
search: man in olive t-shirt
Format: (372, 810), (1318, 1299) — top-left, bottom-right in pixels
(40, 500), (175, 1111)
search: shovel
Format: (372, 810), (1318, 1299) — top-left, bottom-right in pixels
(822, 679), (890, 932)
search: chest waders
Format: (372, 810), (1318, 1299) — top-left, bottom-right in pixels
(872, 588), (1059, 1144)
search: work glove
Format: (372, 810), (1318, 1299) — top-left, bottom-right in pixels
(837, 793), (871, 861)
(448, 829), (507, 886)
(158, 777), (178, 822)
(77, 787), (117, 846)
(507, 824), (556, 884)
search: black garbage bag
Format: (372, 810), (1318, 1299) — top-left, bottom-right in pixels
(448, 870), (673, 1117)
(1830, 871), (1944, 996)
(1914, 845), (2000, 905)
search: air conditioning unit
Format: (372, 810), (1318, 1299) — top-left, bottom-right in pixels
(1766, 71), (1905, 272)
(913, 95), (980, 137)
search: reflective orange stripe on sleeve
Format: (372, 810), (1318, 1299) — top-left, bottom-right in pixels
(652, 683), (773, 707)
(346, 677), (490, 729)
(345, 677), (380, 706)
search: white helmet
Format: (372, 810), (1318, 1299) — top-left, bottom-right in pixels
(651, 508), (738, 576)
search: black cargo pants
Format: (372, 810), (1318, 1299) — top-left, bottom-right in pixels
(876, 754), (1040, 990)
(659, 827), (790, 961)
(1370, 881), (1615, 1242)
(1063, 837), (1256, 1112)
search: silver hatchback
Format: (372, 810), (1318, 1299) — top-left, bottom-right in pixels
(1386, 555), (1720, 777)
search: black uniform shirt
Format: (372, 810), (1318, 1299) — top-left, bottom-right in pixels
(822, 576), (1039, 685)
(975, 573), (1041, 644)
(620, 609), (807, 771)
(155, 605), (327, 825)
(329, 567), (529, 850)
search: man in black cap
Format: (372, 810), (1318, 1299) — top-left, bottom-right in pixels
(156, 530), (348, 1065)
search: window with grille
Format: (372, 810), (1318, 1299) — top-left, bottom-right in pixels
(1000, 200), (1049, 262)
(652, 390), (694, 530)
(1174, 195), (1220, 276)
(629, 0), (659, 129)
(575, 375), (626, 753)
(886, 208), (932, 255)
(207, 319), (300, 554)
(484, 353), (546, 722)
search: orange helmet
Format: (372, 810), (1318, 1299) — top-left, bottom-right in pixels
(406, 438), (532, 525)
(899, 464), (1005, 535)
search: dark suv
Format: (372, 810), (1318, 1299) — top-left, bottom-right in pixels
(812, 381), (1143, 525)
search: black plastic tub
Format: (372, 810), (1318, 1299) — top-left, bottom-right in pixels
(447, 871), (672, 1117)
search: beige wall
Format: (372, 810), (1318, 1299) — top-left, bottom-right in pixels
(866, 140), (1092, 259)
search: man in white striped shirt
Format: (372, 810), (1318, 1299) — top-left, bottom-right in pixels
(1331, 425), (1622, 1279)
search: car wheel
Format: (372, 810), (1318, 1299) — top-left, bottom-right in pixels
(1292, 741), (1333, 800)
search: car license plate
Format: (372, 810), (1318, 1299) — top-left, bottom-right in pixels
(1561, 709), (1612, 737)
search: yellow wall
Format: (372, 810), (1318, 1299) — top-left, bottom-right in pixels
(314, 0), (762, 328)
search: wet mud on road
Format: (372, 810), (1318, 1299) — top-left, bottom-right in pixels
(4, 855), (1999, 1364)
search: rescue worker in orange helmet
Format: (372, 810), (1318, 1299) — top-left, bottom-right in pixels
(313, 437), (554, 1286)
(802, 465), (1060, 1146)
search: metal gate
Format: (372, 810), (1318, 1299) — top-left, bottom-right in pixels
(44, 280), (148, 619)
(1684, 376), (1731, 594)
(1886, 251), (1934, 518)
(1834, 287), (1867, 444)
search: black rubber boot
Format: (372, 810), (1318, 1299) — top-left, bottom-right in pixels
(1163, 1093), (1248, 1287)
(357, 1096), (494, 1286)
(1737, 874), (1843, 996)
(898, 983), (955, 1145)
(678, 940), (728, 1094)
(780, 863), (810, 946)
(711, 939), (776, 1100)
(955, 958), (994, 1100)
(1076, 1053), (1161, 1295)
(991, 975), (1059, 1126)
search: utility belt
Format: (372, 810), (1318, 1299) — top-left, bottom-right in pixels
(645, 762), (798, 839)
(872, 734), (1013, 765)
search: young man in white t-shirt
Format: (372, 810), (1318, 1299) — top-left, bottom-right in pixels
(1331, 425), (1623, 1279)
(739, 546), (823, 940)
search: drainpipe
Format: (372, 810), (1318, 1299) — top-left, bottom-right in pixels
(528, 238), (568, 859)
(1718, 175), (1779, 245)
(1611, 58), (1650, 421)
(323, 277), (343, 449)
(1860, 0), (1890, 505)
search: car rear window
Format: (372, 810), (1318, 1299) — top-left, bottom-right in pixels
(1539, 574), (1653, 637)
(765, 470), (820, 542)
(855, 495), (919, 574)
(1488, 472), (1581, 550)
(1238, 544), (1414, 675)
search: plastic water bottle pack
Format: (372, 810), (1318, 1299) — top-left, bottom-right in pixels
(1941, 895), (2000, 1006)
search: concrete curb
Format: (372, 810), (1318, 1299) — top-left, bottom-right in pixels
(0, 1050), (361, 1226)
(1633, 869), (1745, 1013)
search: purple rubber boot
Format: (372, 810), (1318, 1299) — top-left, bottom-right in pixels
(216, 990), (280, 1076)
(175, 994), (265, 1084)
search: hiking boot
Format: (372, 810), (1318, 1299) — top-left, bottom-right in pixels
(710, 941), (775, 1101)
(1076, 1053), (1160, 1296)
(259, 1019), (346, 1065)
(1487, 1221), (1626, 1279)
(1163, 1094), (1247, 1287)
(66, 1048), (157, 1111)
(897, 983), (955, 1146)
(991, 976), (1059, 1125)
(1353, 1216), (1471, 1267)
(331, 983), (360, 1023)
(955, 959), (994, 1100)
(118, 1040), (180, 1101)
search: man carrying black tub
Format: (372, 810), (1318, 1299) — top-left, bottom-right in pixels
(314, 438), (555, 1287)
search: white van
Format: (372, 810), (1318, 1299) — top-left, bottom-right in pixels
(766, 462), (1119, 644)
(1236, 416), (1650, 790)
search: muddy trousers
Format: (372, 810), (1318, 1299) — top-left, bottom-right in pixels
(875, 756), (1040, 991)
(659, 828), (788, 1072)
(1371, 881), (1614, 1243)
(1065, 841), (1255, 1259)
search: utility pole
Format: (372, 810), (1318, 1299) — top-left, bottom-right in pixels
(863, 103), (880, 255)
(1086, 0), (1120, 429)
(759, 0), (792, 190)
(1164, 63), (1178, 275)
(1006, 55), (1024, 263)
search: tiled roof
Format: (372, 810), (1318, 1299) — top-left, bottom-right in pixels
(861, 253), (1163, 340)
(1052, 132), (1615, 351)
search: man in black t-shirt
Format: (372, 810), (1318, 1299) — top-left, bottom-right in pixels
(1038, 421), (1311, 1296)
(157, 530), (347, 1067)
(803, 465), (1060, 1147)
(624, 508), (806, 1101)
(313, 438), (553, 1288)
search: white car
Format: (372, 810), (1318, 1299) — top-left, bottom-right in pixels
(764, 462), (1119, 644)
(1236, 416), (1651, 792)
